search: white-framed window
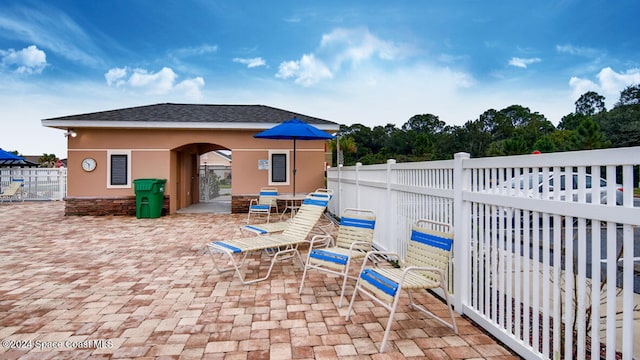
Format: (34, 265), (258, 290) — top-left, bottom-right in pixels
(107, 150), (131, 188)
(268, 150), (289, 186)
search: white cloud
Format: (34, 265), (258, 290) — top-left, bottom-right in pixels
(104, 67), (127, 86)
(232, 57), (266, 68)
(261, 61), (575, 132)
(508, 57), (541, 68)
(320, 27), (401, 67)
(597, 67), (640, 94)
(556, 44), (601, 58)
(0, 5), (104, 67)
(0, 45), (47, 74)
(276, 27), (404, 86)
(104, 66), (205, 98)
(569, 67), (640, 105)
(170, 44), (218, 58)
(175, 77), (205, 100)
(275, 54), (333, 87)
(128, 67), (176, 93)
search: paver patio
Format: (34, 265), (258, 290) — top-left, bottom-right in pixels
(0, 202), (518, 359)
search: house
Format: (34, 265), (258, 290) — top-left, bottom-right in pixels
(200, 150), (232, 168)
(41, 103), (339, 216)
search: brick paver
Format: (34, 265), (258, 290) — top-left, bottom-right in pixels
(0, 202), (519, 359)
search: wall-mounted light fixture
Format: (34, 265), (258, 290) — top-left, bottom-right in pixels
(64, 129), (77, 138)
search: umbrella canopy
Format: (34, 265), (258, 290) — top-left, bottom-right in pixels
(0, 148), (31, 166)
(254, 117), (334, 195)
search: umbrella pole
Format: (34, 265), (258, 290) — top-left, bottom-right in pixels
(292, 139), (296, 195)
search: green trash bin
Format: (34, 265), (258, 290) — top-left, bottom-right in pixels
(134, 178), (166, 218)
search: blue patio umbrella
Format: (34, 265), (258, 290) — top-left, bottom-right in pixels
(0, 148), (29, 166)
(254, 117), (334, 195)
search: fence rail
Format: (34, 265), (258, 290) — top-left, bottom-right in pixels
(327, 146), (640, 360)
(0, 167), (67, 201)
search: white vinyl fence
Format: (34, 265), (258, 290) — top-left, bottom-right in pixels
(327, 146), (640, 360)
(0, 167), (67, 201)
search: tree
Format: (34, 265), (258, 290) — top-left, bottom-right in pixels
(615, 84), (640, 107)
(479, 109), (514, 141)
(514, 112), (555, 150)
(593, 85), (640, 148)
(382, 127), (411, 157)
(486, 136), (528, 156)
(570, 117), (609, 150)
(338, 124), (377, 165)
(39, 153), (58, 168)
(558, 113), (588, 131)
(532, 136), (556, 153)
(546, 129), (577, 152)
(596, 104), (640, 147)
(574, 91), (606, 116)
(402, 114), (446, 133)
(456, 119), (492, 157)
(328, 135), (357, 166)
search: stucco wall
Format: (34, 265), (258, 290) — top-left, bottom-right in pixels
(65, 127), (329, 214)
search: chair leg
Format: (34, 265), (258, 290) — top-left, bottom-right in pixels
(379, 292), (402, 353)
(407, 286), (458, 335)
(345, 277), (361, 321)
(441, 285), (458, 334)
(337, 263), (351, 308)
(298, 253), (312, 294)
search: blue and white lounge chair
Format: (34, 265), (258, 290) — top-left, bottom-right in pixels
(0, 180), (24, 203)
(208, 192), (330, 284)
(241, 188), (335, 236)
(247, 187), (279, 223)
(345, 219), (458, 353)
(298, 208), (376, 307)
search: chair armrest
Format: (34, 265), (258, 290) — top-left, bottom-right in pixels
(248, 199), (258, 206)
(316, 220), (335, 235)
(403, 265), (443, 275)
(400, 266), (446, 284)
(358, 251), (401, 273)
(309, 234), (333, 248)
(348, 241), (374, 252)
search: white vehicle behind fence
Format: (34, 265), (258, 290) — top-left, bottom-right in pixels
(500, 171), (624, 205)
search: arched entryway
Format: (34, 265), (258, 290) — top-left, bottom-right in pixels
(172, 142), (231, 213)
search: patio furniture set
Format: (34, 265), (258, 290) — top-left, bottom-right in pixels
(207, 188), (458, 353)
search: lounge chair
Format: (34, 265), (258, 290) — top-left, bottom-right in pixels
(345, 219), (458, 353)
(298, 208), (376, 307)
(207, 192), (330, 284)
(314, 188), (334, 198)
(241, 188), (335, 236)
(247, 187), (279, 223)
(0, 181), (24, 203)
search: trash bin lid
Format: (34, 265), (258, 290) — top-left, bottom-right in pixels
(134, 178), (158, 191)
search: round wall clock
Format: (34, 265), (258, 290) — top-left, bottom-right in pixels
(81, 157), (97, 172)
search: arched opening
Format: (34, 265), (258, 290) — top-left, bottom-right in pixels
(197, 149), (232, 213)
(172, 142), (232, 213)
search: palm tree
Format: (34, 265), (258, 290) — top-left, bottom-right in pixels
(39, 153), (58, 168)
(328, 136), (357, 166)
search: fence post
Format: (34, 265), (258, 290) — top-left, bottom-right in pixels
(355, 162), (362, 208)
(337, 164), (343, 216)
(386, 159), (398, 253)
(59, 168), (67, 200)
(453, 152), (470, 313)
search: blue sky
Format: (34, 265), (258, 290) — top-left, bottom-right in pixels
(1, 0), (639, 158)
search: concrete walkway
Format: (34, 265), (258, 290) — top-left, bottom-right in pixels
(176, 195), (232, 214)
(0, 202), (517, 359)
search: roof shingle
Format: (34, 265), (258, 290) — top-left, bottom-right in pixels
(43, 103), (337, 125)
